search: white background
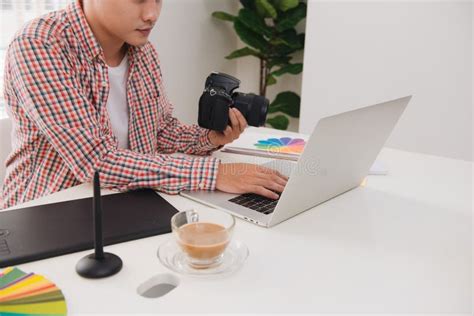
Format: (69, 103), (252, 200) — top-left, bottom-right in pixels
(300, 0), (473, 161)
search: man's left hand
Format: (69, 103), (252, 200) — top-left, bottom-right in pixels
(208, 108), (248, 147)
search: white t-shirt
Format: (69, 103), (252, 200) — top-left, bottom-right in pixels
(106, 55), (129, 149)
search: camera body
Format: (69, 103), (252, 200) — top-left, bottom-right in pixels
(198, 72), (269, 132)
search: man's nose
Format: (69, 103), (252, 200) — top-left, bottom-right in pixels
(142, 1), (159, 24)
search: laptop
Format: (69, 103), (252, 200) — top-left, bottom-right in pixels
(181, 96), (411, 227)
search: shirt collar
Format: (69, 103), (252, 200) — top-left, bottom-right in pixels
(66, 0), (144, 63)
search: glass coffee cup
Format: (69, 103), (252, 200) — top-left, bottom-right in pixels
(171, 209), (235, 269)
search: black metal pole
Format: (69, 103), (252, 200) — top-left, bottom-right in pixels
(76, 170), (123, 278)
(93, 171), (104, 260)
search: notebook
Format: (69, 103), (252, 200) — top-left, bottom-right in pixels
(0, 189), (178, 268)
(222, 129), (388, 174)
(222, 130), (308, 161)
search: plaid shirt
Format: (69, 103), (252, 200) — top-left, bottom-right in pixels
(1, 1), (220, 209)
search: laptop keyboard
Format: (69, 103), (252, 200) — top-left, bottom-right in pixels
(228, 193), (280, 215)
(227, 160), (293, 215)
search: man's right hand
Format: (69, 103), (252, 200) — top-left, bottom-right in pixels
(215, 163), (288, 200)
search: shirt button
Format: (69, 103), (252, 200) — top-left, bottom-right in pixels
(101, 80), (107, 87)
(198, 182), (205, 189)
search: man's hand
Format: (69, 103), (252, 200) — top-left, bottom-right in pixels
(215, 163), (288, 200)
(208, 108), (247, 147)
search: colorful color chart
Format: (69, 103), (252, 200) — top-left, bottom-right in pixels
(0, 267), (67, 315)
(254, 137), (306, 154)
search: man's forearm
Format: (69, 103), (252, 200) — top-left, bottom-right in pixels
(156, 116), (221, 156)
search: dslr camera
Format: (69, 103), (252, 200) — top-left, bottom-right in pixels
(198, 72), (269, 132)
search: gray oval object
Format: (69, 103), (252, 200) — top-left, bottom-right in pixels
(137, 273), (180, 299)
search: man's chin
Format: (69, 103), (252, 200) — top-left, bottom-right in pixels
(126, 38), (149, 48)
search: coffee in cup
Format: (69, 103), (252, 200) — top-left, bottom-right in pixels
(171, 209), (235, 269)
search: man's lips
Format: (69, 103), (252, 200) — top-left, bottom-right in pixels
(136, 28), (152, 36)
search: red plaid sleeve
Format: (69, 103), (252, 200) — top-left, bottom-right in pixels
(8, 36), (220, 194)
(155, 83), (220, 156)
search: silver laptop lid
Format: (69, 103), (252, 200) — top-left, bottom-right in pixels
(268, 96), (411, 226)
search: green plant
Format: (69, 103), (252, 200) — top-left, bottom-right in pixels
(212, 0), (307, 130)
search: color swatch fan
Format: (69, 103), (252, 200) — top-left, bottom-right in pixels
(222, 129), (309, 161)
(0, 267), (67, 315)
(254, 137), (306, 154)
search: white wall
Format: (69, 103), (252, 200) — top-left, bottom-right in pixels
(300, 0), (473, 161)
(150, 0), (238, 125)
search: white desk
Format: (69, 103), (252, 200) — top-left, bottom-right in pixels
(2, 142), (472, 314)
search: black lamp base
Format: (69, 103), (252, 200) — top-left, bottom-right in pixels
(76, 253), (123, 279)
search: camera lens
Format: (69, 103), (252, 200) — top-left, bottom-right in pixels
(256, 95), (269, 125)
(232, 93), (269, 127)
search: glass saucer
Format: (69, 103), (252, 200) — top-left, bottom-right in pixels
(157, 238), (249, 277)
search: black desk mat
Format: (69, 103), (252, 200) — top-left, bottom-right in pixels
(0, 189), (178, 267)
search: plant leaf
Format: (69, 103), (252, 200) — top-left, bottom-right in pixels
(234, 19), (269, 53)
(276, 2), (307, 32)
(238, 8), (273, 38)
(271, 63), (303, 76)
(226, 47), (261, 59)
(268, 91), (300, 117)
(266, 115), (290, 130)
(269, 38), (287, 46)
(273, 0), (299, 12)
(298, 32), (305, 49)
(256, 0), (278, 19)
(266, 75), (277, 86)
(278, 29), (303, 49)
(273, 43), (298, 55)
(240, 0), (254, 9)
(212, 11), (236, 22)
(267, 56), (292, 68)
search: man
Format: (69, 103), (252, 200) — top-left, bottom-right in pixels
(0, 0), (288, 209)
